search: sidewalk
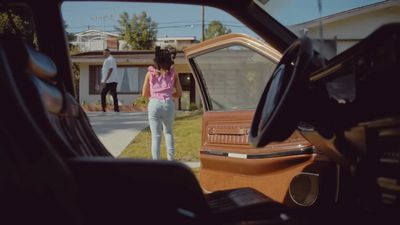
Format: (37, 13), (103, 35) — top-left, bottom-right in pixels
(86, 112), (149, 157)
(86, 111), (200, 169)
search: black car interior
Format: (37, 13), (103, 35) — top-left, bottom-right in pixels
(0, 31), (286, 225)
(251, 23), (400, 223)
(0, 0), (399, 225)
(303, 23), (400, 218)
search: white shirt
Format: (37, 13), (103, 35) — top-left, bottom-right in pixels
(101, 55), (118, 83)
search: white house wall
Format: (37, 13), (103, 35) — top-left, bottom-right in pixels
(305, 6), (400, 53)
(79, 63), (90, 104)
(336, 41), (357, 55)
(79, 62), (142, 106)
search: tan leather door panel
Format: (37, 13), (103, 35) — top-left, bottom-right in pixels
(201, 110), (311, 154)
(183, 33), (335, 206)
(199, 110), (332, 204)
(200, 154), (325, 203)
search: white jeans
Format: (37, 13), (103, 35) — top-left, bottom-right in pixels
(147, 98), (175, 160)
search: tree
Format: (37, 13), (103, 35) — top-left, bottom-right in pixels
(63, 21), (81, 98)
(116, 12), (131, 50)
(204, 20), (231, 40)
(0, 8), (36, 46)
(116, 11), (157, 50)
(63, 21), (81, 54)
(64, 20), (76, 42)
(63, 21), (80, 53)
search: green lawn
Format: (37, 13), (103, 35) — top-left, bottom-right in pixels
(119, 111), (202, 161)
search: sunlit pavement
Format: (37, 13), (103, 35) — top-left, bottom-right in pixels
(86, 111), (200, 168)
(86, 112), (149, 157)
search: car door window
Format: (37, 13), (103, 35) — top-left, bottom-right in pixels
(192, 45), (277, 111)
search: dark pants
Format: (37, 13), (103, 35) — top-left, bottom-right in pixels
(101, 82), (119, 112)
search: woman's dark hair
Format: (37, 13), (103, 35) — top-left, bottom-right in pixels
(154, 46), (176, 70)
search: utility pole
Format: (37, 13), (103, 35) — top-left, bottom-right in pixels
(201, 5), (205, 42)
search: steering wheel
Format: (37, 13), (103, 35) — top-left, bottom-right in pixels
(249, 36), (314, 147)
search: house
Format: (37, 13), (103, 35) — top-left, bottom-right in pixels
(289, 0), (400, 58)
(70, 33), (201, 110)
(71, 29), (199, 52)
(70, 29), (121, 52)
(155, 36), (198, 51)
(72, 0), (400, 110)
(71, 50), (199, 111)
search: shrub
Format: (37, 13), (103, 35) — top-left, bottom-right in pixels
(189, 102), (198, 111)
(133, 96), (149, 107)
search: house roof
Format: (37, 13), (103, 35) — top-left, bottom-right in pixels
(72, 50), (155, 56)
(289, 0), (400, 31)
(156, 36), (197, 41)
(70, 50), (186, 64)
(74, 29), (119, 37)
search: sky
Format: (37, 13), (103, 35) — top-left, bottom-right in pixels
(61, 2), (255, 39)
(262, 0), (382, 24)
(62, 0), (382, 39)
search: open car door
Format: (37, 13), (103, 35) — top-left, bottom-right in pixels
(184, 34), (336, 206)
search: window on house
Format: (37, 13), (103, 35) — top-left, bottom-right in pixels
(89, 65), (147, 95)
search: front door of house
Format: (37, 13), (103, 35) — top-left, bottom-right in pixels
(178, 73), (195, 110)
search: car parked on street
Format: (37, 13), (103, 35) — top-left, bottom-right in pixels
(0, 0), (399, 225)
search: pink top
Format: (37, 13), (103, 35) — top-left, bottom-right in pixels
(148, 66), (176, 100)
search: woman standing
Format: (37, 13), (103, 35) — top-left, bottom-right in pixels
(142, 47), (182, 160)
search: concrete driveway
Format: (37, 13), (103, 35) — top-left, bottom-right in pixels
(86, 111), (200, 168)
(86, 112), (149, 157)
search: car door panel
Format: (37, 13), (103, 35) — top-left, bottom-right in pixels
(184, 34), (336, 206)
(199, 110), (332, 204)
(200, 154), (328, 202)
(202, 110), (311, 153)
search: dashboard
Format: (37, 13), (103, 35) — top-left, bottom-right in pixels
(310, 23), (400, 125)
(304, 23), (400, 214)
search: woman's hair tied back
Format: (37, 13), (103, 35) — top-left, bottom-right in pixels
(154, 46), (176, 70)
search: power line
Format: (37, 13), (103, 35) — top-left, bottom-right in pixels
(68, 25), (247, 34)
(70, 24), (247, 33)
(67, 20), (243, 29)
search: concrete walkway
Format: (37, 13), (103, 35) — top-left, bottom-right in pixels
(86, 112), (149, 157)
(86, 111), (200, 169)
